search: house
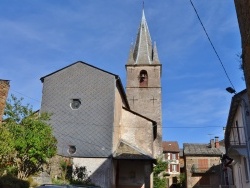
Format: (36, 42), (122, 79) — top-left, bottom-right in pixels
(40, 9), (162, 188)
(0, 79), (10, 122)
(224, 89), (250, 188)
(162, 141), (180, 188)
(183, 137), (224, 188)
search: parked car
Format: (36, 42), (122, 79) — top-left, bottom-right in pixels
(37, 184), (100, 188)
(36, 185), (70, 188)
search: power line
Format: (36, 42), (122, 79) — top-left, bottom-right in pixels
(189, 0), (236, 90)
(9, 89), (224, 129)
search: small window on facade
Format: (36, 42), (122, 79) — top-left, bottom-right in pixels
(68, 145), (77, 155)
(139, 70), (148, 87)
(70, 99), (81, 109)
(172, 164), (177, 172)
(172, 153), (176, 160)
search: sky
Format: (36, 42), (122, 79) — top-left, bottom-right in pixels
(0, 0), (245, 147)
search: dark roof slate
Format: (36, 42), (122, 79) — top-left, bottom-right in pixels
(184, 143), (223, 156)
(40, 62), (129, 157)
(40, 61), (129, 109)
(113, 140), (155, 161)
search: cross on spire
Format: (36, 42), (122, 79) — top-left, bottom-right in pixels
(150, 96), (157, 105)
(129, 67), (134, 72)
(129, 96), (138, 105)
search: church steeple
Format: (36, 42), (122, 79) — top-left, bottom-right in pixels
(125, 9), (162, 157)
(127, 9), (160, 65)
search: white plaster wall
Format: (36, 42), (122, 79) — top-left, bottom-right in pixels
(73, 158), (113, 188)
(232, 157), (250, 188)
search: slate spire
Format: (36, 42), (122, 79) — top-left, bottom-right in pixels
(127, 9), (160, 65)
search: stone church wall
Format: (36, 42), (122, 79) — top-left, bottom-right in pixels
(120, 108), (154, 156)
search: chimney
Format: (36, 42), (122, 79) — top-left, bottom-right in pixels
(0, 80), (10, 123)
(215, 136), (220, 148)
(210, 139), (215, 148)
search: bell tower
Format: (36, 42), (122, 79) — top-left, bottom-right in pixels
(125, 9), (162, 157)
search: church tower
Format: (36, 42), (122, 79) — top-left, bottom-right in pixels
(126, 9), (162, 157)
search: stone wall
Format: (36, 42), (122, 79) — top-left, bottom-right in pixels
(234, 0), (250, 101)
(185, 156), (221, 188)
(126, 64), (162, 157)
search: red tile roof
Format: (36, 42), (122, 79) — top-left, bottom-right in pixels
(162, 141), (180, 152)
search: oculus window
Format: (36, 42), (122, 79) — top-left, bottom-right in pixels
(70, 99), (81, 109)
(68, 145), (77, 155)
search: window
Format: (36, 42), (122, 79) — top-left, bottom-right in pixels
(68, 145), (76, 155)
(70, 99), (81, 109)
(172, 164), (177, 172)
(172, 153), (176, 160)
(236, 121), (241, 145)
(139, 70), (148, 87)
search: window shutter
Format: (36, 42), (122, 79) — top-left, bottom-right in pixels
(198, 159), (208, 170)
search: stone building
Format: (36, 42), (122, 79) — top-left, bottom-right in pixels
(40, 9), (162, 188)
(234, 0), (250, 101)
(183, 138), (224, 188)
(126, 10), (162, 157)
(0, 79), (10, 122)
(162, 141), (180, 188)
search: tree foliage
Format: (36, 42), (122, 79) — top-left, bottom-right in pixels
(0, 125), (15, 175)
(2, 95), (57, 179)
(153, 158), (167, 188)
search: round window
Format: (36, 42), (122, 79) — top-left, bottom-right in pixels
(68, 145), (76, 155)
(71, 99), (81, 109)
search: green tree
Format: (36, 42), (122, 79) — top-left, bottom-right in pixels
(2, 95), (57, 179)
(0, 124), (15, 175)
(153, 158), (167, 188)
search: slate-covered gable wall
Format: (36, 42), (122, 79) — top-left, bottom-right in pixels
(41, 62), (115, 157)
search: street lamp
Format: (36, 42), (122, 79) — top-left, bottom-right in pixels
(226, 87), (236, 94)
